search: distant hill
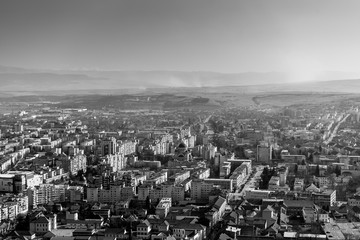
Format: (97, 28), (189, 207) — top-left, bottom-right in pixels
(0, 65), (291, 90)
(0, 65), (360, 93)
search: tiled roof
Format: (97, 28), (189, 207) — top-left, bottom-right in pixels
(138, 220), (151, 227)
(32, 216), (49, 224)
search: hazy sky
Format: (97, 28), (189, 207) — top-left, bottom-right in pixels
(1, 0), (360, 74)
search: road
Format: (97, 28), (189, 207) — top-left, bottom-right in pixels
(323, 113), (350, 145)
(238, 165), (264, 196)
(204, 114), (213, 123)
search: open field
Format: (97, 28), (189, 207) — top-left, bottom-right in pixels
(1, 79), (360, 111)
(251, 93), (360, 107)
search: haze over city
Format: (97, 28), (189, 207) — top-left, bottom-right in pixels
(1, 0), (360, 84)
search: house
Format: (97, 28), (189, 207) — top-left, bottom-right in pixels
(72, 229), (95, 240)
(206, 196), (227, 227)
(137, 220), (151, 239)
(6, 230), (36, 240)
(213, 196), (227, 219)
(238, 225), (259, 237)
(330, 204), (348, 221)
(305, 183), (320, 193)
(302, 207), (317, 224)
(348, 206), (360, 221)
(148, 219), (170, 233)
(266, 222), (280, 237)
(348, 194), (360, 207)
(104, 228), (129, 240)
(42, 231), (56, 240)
(260, 206), (278, 226)
(91, 207), (111, 219)
(172, 223), (206, 240)
(29, 213), (57, 234)
(151, 233), (176, 240)
(253, 219), (267, 230)
(317, 209), (330, 223)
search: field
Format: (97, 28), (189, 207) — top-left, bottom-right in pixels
(251, 93), (360, 107)
(1, 81), (360, 111)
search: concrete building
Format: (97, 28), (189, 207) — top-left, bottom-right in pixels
(191, 179), (214, 202)
(102, 153), (127, 172)
(281, 155), (306, 164)
(28, 184), (67, 208)
(348, 195), (360, 207)
(0, 174), (16, 193)
(192, 168), (210, 179)
(86, 187), (99, 202)
(155, 198), (172, 218)
(203, 178), (233, 192)
(168, 170), (190, 185)
(312, 190), (336, 208)
(245, 189), (273, 200)
(143, 171), (167, 186)
(257, 145), (272, 163)
(101, 137), (117, 156)
(293, 178), (304, 192)
(68, 154), (87, 175)
(146, 183), (185, 202)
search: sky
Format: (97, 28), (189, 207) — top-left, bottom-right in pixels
(1, 0), (360, 76)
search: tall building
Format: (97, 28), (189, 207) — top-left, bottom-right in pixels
(59, 153), (87, 175)
(69, 154), (87, 175)
(191, 179), (214, 202)
(28, 184), (67, 208)
(87, 185), (134, 203)
(14, 123), (24, 133)
(257, 145), (272, 163)
(312, 190), (336, 208)
(101, 137), (117, 156)
(102, 153), (126, 172)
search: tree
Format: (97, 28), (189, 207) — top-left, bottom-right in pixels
(315, 165), (320, 177)
(197, 216), (210, 227)
(234, 145), (245, 159)
(271, 148), (276, 160)
(334, 165), (341, 176)
(77, 169), (84, 177)
(145, 196), (151, 210)
(211, 135), (228, 149)
(294, 164), (298, 175)
(308, 153), (314, 162)
(346, 176), (360, 194)
(262, 167), (269, 176)
(259, 167), (274, 190)
(329, 175), (336, 189)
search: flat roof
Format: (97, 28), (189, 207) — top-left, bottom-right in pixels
(323, 223), (346, 240)
(0, 174), (15, 178)
(50, 229), (75, 236)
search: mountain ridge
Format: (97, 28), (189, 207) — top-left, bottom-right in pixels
(0, 65), (360, 93)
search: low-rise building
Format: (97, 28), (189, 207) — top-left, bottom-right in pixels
(155, 198), (172, 218)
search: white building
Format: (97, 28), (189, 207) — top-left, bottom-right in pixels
(155, 198), (172, 218)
